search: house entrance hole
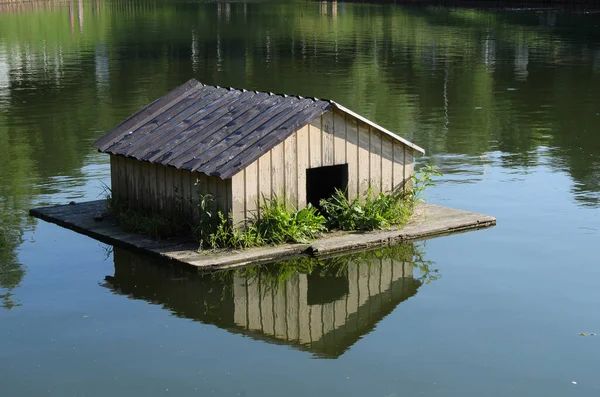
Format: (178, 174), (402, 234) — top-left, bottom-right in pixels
(306, 164), (349, 209)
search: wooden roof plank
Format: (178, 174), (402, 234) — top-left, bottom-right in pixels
(126, 88), (237, 158)
(123, 88), (234, 161)
(213, 102), (332, 178)
(194, 98), (316, 175)
(169, 93), (282, 170)
(182, 96), (301, 173)
(105, 86), (215, 154)
(166, 91), (268, 169)
(126, 88), (231, 161)
(143, 90), (254, 165)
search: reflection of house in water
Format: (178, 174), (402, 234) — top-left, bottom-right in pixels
(94, 44), (110, 87)
(482, 36), (496, 70)
(105, 248), (422, 358)
(0, 45), (8, 100)
(514, 42), (529, 82)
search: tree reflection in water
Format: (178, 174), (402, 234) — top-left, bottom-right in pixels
(0, 208), (26, 310)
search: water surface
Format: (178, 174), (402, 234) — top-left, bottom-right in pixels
(1, 1), (599, 396)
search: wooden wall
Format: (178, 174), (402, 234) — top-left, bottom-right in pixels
(232, 258), (417, 356)
(110, 156), (232, 221)
(230, 108), (416, 225)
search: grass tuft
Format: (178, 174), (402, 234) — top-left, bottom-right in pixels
(254, 198), (326, 245)
(197, 197), (327, 250)
(320, 187), (413, 231)
(320, 165), (441, 231)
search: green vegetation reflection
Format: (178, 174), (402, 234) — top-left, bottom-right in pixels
(214, 241), (440, 290)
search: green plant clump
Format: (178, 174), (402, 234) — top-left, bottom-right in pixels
(199, 197), (327, 250)
(254, 198), (326, 245)
(320, 165), (442, 231)
(320, 188), (412, 231)
(408, 165), (442, 203)
(203, 211), (258, 249)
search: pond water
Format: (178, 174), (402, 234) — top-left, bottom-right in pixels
(1, 0), (600, 395)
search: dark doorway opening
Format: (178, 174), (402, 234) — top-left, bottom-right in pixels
(306, 164), (349, 209)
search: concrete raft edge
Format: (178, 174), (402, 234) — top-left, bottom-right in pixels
(29, 200), (496, 271)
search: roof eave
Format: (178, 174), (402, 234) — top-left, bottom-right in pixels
(330, 102), (425, 155)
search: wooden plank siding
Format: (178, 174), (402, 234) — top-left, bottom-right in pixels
(284, 136), (298, 207)
(369, 128), (383, 195)
(308, 118), (322, 168)
(155, 164), (166, 211)
(258, 154), (272, 210)
(381, 136), (394, 194)
(357, 122), (371, 195)
(116, 155), (129, 202)
(296, 125), (310, 209)
(244, 161), (259, 219)
(110, 156), (231, 224)
(110, 156), (119, 199)
(345, 116), (359, 200)
(404, 148), (415, 191)
(271, 143), (285, 199)
(231, 169), (247, 226)
(180, 169), (194, 219)
(392, 141), (406, 192)
(321, 112), (335, 166)
(333, 111), (346, 165)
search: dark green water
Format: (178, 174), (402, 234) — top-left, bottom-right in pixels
(1, 1), (600, 395)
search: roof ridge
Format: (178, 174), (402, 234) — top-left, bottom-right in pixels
(193, 80), (330, 104)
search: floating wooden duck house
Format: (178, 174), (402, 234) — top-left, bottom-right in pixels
(94, 79), (425, 225)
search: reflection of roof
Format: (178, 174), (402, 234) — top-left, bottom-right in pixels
(93, 79), (424, 180)
(104, 248), (422, 358)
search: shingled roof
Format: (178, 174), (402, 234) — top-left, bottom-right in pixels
(94, 79), (424, 179)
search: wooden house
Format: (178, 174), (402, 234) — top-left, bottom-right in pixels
(94, 79), (425, 225)
(105, 247), (422, 358)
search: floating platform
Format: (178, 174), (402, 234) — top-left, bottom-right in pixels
(29, 200), (495, 270)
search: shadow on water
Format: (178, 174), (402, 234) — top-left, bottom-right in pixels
(103, 243), (438, 358)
